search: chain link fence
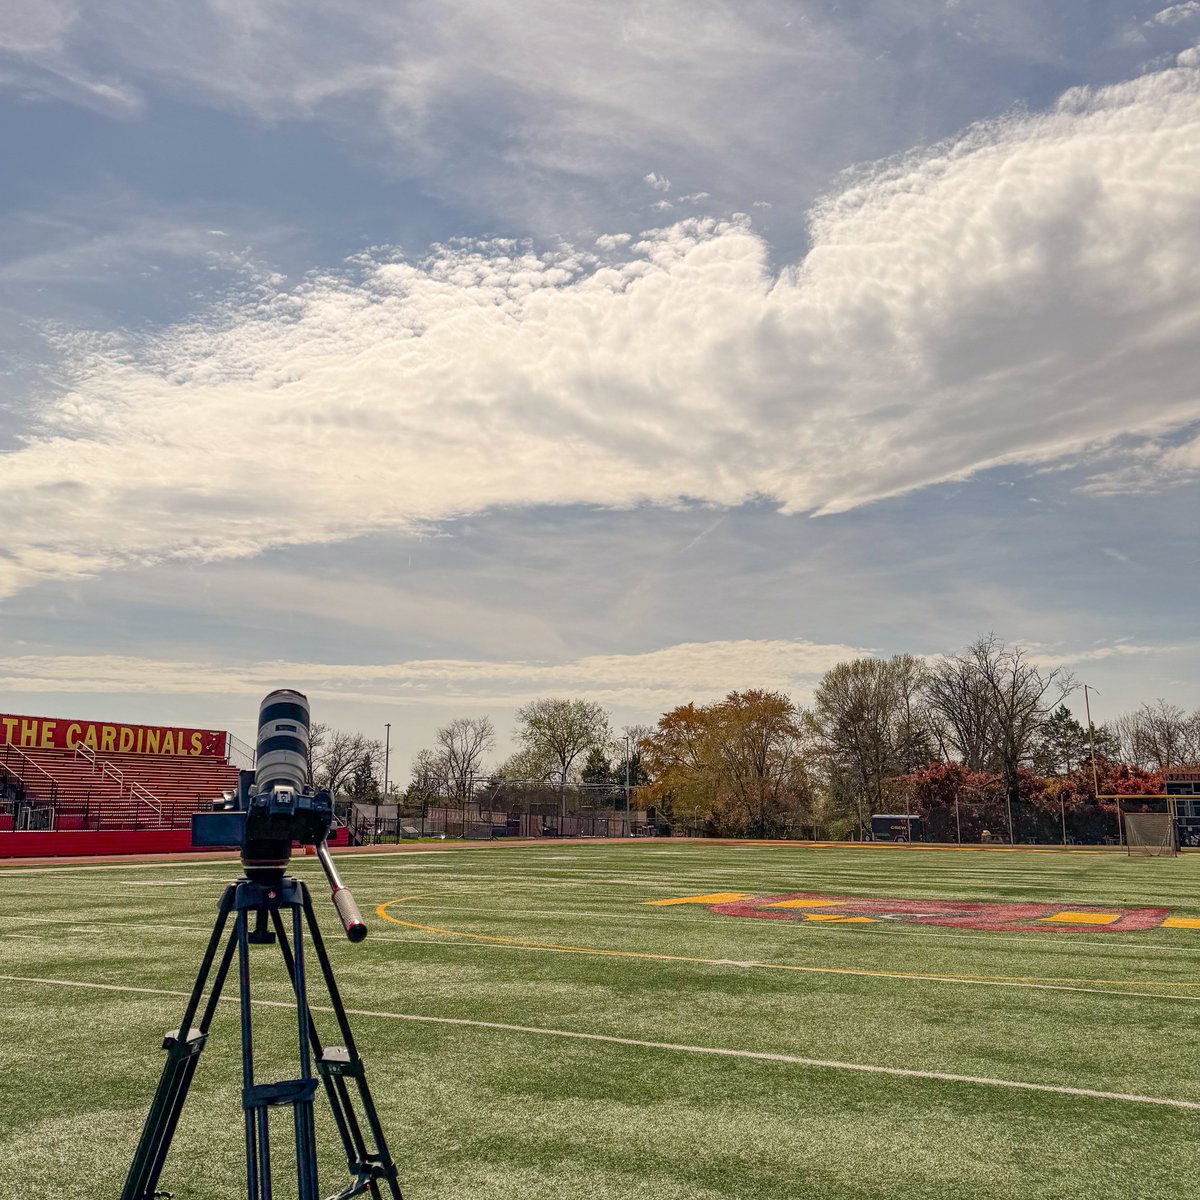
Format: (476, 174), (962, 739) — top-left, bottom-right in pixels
(346, 781), (656, 843)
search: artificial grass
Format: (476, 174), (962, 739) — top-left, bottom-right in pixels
(2, 842), (1199, 1198)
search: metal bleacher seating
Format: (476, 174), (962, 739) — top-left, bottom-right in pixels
(0, 742), (241, 831)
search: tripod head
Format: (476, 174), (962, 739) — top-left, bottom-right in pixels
(191, 689), (367, 942)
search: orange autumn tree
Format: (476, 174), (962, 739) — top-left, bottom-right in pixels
(642, 690), (815, 836)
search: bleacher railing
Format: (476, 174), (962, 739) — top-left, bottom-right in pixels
(1, 743), (60, 803)
(4, 795), (211, 833)
(75, 743), (166, 824)
(130, 780), (164, 823)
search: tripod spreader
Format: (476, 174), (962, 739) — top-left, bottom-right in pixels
(315, 840), (368, 943)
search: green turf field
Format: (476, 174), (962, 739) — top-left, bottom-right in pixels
(3, 841), (1200, 1199)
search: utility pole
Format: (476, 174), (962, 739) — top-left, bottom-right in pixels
(383, 723), (391, 798)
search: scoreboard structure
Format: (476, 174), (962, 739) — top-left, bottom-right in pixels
(1166, 771), (1200, 847)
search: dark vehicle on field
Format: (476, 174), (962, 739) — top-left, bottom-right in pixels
(869, 813), (922, 842)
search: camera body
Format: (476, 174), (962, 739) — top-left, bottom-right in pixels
(192, 769), (333, 868)
(192, 688), (330, 877)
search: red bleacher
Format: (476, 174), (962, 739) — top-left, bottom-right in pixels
(0, 712), (242, 837)
(3, 745), (240, 830)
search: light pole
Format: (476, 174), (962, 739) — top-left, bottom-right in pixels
(377, 722), (390, 846)
(383, 723), (391, 798)
(624, 734), (632, 824)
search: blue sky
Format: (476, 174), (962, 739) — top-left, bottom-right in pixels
(2, 1), (1199, 770)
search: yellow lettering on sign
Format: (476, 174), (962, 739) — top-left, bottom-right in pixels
(100, 725), (116, 753)
(40, 721), (56, 749)
(145, 730), (160, 754)
(65, 723), (82, 749)
(162, 731), (175, 754)
(83, 725), (98, 750)
(1, 717), (18, 745)
(190, 731), (203, 755)
(118, 727), (135, 753)
(19, 719), (38, 748)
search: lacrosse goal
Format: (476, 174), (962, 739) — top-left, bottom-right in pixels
(1124, 812), (1178, 857)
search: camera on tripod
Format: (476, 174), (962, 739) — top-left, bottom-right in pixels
(191, 688), (366, 941)
(120, 688), (399, 1200)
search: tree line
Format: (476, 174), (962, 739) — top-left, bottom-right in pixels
(311, 634), (1200, 840)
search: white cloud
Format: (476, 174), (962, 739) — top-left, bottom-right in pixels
(3, 66), (1200, 596)
(644, 173), (671, 192)
(0, 0), (142, 115)
(0, 0), (857, 223)
(4, 2), (1185, 232)
(0, 638), (866, 710)
(1081, 427), (1200, 495)
(1029, 641), (1199, 669)
(1153, 3), (1200, 27)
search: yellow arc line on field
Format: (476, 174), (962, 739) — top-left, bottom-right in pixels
(374, 898), (1200, 989)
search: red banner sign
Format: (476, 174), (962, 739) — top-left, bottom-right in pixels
(0, 712), (227, 758)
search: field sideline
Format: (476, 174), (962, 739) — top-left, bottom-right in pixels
(2, 840), (1199, 1199)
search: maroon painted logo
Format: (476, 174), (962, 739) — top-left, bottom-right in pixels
(708, 892), (1171, 932)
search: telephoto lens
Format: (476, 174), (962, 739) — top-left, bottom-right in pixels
(255, 688), (311, 792)
(240, 688), (318, 876)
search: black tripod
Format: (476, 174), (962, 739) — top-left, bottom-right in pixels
(120, 853), (402, 1200)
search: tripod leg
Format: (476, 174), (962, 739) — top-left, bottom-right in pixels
(269, 905), (369, 1190)
(288, 900), (321, 1200)
(121, 892), (236, 1200)
(236, 904), (268, 1200)
(302, 886), (405, 1199)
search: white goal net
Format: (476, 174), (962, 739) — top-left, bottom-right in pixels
(1124, 812), (1177, 857)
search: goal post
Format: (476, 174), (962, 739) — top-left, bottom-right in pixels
(1124, 812), (1178, 857)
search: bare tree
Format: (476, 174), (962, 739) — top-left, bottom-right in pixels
(314, 729), (377, 797)
(928, 635), (1075, 807)
(306, 721), (328, 786)
(924, 655), (999, 771)
(434, 716), (496, 799)
(1113, 700), (1200, 770)
(409, 747), (448, 802)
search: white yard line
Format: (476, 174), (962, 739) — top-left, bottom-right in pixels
(0, 972), (1197, 1113)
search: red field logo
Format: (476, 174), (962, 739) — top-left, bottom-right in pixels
(704, 892), (1174, 933)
